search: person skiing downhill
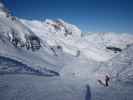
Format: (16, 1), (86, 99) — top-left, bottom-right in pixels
(97, 74), (110, 87)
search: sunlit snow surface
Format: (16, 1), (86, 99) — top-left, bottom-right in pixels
(0, 1), (133, 100)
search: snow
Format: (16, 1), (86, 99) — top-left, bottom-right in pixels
(0, 1), (133, 100)
(21, 19), (133, 61)
(20, 18), (82, 56)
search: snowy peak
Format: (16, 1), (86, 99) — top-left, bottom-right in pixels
(0, 0), (7, 16)
(45, 19), (81, 37)
(0, 0), (42, 51)
(0, 0), (4, 8)
(20, 18), (82, 56)
(21, 18), (81, 38)
(0, 15), (41, 51)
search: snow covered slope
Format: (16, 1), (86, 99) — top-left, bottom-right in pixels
(20, 18), (82, 56)
(82, 32), (133, 61)
(1, 0), (133, 74)
(96, 44), (133, 82)
(0, 0), (67, 75)
(1, 0), (133, 100)
(21, 19), (133, 61)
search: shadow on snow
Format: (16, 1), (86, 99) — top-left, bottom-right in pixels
(0, 56), (59, 77)
(85, 84), (91, 100)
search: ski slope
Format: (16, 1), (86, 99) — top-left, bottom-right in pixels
(0, 0), (133, 100)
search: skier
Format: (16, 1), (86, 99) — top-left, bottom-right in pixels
(97, 74), (110, 87)
(105, 75), (110, 87)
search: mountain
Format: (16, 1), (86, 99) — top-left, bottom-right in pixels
(97, 44), (133, 82)
(0, 0), (133, 100)
(0, 1), (67, 76)
(21, 19), (133, 61)
(20, 18), (81, 56)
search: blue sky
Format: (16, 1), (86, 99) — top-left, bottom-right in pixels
(4, 0), (133, 33)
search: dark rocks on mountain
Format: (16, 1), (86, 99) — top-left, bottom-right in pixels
(50, 45), (63, 56)
(25, 35), (41, 51)
(11, 34), (24, 48)
(76, 50), (80, 57)
(106, 46), (122, 53)
(9, 33), (41, 51)
(12, 37), (20, 47)
(11, 16), (16, 21)
(53, 24), (61, 30)
(50, 47), (58, 56)
(64, 30), (72, 37)
(57, 45), (62, 50)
